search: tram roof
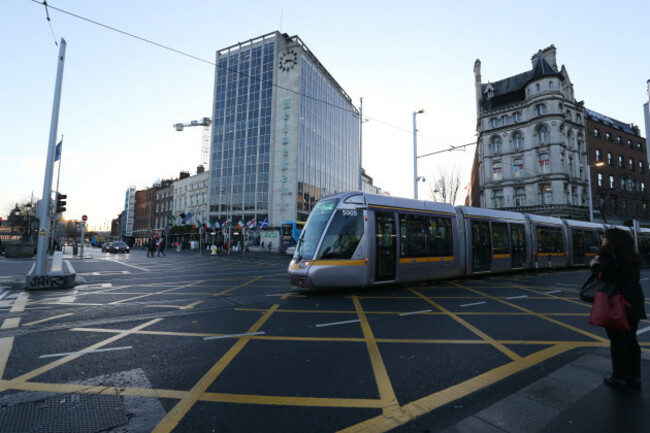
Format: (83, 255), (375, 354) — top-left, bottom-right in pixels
(330, 192), (456, 213)
(563, 219), (606, 230)
(525, 214), (565, 225)
(456, 206), (526, 222)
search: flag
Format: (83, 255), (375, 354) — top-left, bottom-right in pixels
(203, 219), (211, 230)
(246, 218), (256, 229)
(213, 220), (221, 229)
(236, 220), (244, 230)
(54, 140), (62, 162)
(167, 214), (177, 222)
(258, 218), (269, 229)
(182, 211), (192, 224)
(223, 218), (232, 229)
(193, 218), (202, 229)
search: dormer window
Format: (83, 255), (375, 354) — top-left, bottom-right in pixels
(484, 84), (495, 99)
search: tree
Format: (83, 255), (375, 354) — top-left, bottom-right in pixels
(428, 166), (465, 205)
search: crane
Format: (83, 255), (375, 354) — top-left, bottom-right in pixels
(173, 117), (212, 167)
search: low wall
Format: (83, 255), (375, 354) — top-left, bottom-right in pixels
(4, 242), (35, 258)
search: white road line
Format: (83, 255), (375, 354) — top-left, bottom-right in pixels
(27, 263), (35, 276)
(203, 332), (265, 341)
(0, 290), (9, 301)
(459, 302), (486, 307)
(506, 295), (528, 300)
(64, 260), (76, 274)
(398, 309), (432, 317)
(103, 260), (150, 272)
(39, 346), (132, 359)
(545, 290), (562, 294)
(637, 326), (650, 336)
(315, 319), (361, 328)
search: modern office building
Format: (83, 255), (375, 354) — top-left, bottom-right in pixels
(122, 186), (136, 239)
(208, 32), (360, 226)
(469, 45), (589, 220)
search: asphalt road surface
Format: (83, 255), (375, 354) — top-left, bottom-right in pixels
(0, 248), (649, 432)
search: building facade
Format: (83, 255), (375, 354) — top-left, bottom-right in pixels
(173, 168), (210, 228)
(122, 186), (136, 239)
(208, 32), (360, 226)
(470, 45), (589, 219)
(133, 186), (157, 242)
(154, 179), (174, 231)
(586, 109), (649, 223)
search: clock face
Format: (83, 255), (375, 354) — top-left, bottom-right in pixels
(279, 49), (298, 71)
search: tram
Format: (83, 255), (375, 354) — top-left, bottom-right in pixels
(288, 191), (646, 289)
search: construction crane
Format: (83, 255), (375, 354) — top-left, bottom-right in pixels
(173, 117), (212, 167)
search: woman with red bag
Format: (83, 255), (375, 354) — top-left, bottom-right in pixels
(590, 228), (647, 389)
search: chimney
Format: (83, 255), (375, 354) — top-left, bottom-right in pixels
(532, 45), (557, 70)
(197, 165), (205, 174)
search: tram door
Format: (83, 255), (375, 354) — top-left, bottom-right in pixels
(375, 212), (396, 281)
(510, 224), (526, 268)
(471, 221), (491, 272)
(572, 230), (585, 265)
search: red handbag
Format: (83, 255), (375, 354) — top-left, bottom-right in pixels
(589, 273), (631, 331)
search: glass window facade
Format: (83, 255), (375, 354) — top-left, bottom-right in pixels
(297, 57), (359, 220)
(210, 40), (274, 224)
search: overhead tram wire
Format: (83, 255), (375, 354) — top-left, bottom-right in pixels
(41, 1), (58, 47)
(31, 0), (475, 157)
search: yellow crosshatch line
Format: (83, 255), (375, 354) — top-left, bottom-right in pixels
(1, 267), (646, 432)
(409, 288), (522, 361)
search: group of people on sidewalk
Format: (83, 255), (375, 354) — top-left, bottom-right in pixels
(146, 236), (166, 258)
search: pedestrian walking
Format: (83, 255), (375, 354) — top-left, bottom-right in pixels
(260, 240), (264, 253)
(590, 228), (646, 389)
(157, 237), (166, 257)
(267, 241), (272, 254)
(146, 237), (156, 257)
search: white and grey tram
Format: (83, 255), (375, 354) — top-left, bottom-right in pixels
(288, 191), (650, 289)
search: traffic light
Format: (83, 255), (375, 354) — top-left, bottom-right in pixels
(56, 194), (67, 213)
(0, 217), (2, 226)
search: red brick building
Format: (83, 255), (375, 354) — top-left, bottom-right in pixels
(586, 109), (649, 223)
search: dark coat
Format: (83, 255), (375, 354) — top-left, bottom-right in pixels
(592, 251), (647, 320)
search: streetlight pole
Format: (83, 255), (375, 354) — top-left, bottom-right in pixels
(359, 97), (363, 191)
(413, 109), (425, 199)
(586, 161), (604, 222)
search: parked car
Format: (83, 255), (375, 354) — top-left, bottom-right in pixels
(101, 242), (112, 252)
(285, 245), (296, 255)
(108, 241), (130, 254)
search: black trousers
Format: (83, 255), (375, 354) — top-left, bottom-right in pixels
(606, 317), (640, 380)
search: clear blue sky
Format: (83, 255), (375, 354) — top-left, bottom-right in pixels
(3, 0), (650, 230)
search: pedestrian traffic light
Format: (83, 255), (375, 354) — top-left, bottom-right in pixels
(56, 194), (67, 213)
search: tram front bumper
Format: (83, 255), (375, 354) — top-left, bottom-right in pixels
(289, 274), (314, 288)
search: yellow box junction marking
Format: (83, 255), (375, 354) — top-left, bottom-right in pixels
(22, 313), (74, 327)
(409, 288), (522, 361)
(352, 296), (399, 415)
(152, 304), (280, 433)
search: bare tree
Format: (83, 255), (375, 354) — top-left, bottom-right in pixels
(428, 166), (465, 204)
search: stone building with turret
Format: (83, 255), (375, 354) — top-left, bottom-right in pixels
(468, 45), (589, 220)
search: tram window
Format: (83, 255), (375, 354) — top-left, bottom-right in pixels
(317, 209), (364, 260)
(584, 231), (599, 254)
(492, 222), (509, 255)
(429, 217), (453, 256)
(400, 214), (428, 257)
(537, 226), (564, 253)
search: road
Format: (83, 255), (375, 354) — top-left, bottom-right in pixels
(0, 248), (649, 432)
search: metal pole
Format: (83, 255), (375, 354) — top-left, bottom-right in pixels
(80, 221), (85, 258)
(359, 97), (363, 191)
(413, 111), (419, 200)
(35, 39), (66, 275)
(587, 163), (594, 222)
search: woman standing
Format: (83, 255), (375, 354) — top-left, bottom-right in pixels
(591, 228), (647, 389)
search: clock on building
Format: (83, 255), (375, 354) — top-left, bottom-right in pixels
(279, 49), (298, 71)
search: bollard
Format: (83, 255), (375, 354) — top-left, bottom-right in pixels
(548, 254), (552, 271)
(51, 251), (63, 273)
(211, 245), (217, 255)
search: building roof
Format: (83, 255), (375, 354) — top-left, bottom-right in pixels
(481, 57), (563, 110)
(584, 108), (640, 136)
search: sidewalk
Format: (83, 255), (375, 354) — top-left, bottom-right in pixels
(443, 348), (650, 433)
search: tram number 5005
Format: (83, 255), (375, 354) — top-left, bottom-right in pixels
(342, 210), (357, 217)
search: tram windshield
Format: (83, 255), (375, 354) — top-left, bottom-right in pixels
(296, 199), (338, 259)
(317, 209), (364, 259)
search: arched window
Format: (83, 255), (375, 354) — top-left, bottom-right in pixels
(513, 112), (521, 123)
(490, 118), (498, 128)
(535, 83), (540, 92)
(538, 125), (549, 143)
(514, 188), (526, 206)
(537, 104), (547, 116)
(493, 189), (504, 208)
(513, 132), (523, 150)
(548, 81), (553, 90)
(490, 136), (502, 154)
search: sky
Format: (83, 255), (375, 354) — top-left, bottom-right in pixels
(3, 0), (650, 231)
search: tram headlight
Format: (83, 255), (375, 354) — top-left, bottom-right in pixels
(298, 260), (311, 269)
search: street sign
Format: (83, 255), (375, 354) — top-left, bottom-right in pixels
(82, 215), (88, 222)
(39, 229), (46, 237)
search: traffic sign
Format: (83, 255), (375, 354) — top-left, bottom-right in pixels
(82, 215), (88, 222)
